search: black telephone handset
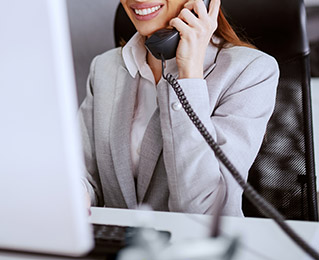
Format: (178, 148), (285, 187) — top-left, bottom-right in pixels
(145, 0), (211, 60)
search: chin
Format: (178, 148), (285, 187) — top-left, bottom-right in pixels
(135, 22), (167, 38)
(136, 28), (156, 38)
(140, 31), (155, 38)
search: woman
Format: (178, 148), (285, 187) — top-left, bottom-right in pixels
(80, 0), (279, 216)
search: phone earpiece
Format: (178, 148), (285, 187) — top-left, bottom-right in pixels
(145, 29), (180, 60)
(145, 0), (211, 61)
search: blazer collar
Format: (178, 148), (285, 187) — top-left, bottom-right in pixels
(110, 65), (164, 205)
(110, 66), (138, 209)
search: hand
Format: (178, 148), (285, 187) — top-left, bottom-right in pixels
(85, 190), (92, 216)
(169, 0), (220, 79)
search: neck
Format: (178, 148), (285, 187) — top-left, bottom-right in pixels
(147, 51), (162, 84)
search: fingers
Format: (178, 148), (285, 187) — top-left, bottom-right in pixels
(170, 0), (220, 32)
(170, 8), (201, 39)
(183, 0), (221, 21)
(178, 8), (198, 28)
(184, 0), (209, 19)
(169, 16), (190, 37)
(207, 0), (221, 20)
(85, 190), (92, 215)
(169, 1), (206, 35)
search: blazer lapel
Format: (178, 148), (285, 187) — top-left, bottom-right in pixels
(110, 66), (138, 209)
(136, 108), (163, 203)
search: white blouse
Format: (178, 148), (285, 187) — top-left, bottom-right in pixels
(122, 33), (158, 177)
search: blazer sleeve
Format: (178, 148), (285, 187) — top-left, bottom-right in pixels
(78, 56), (104, 206)
(157, 52), (279, 215)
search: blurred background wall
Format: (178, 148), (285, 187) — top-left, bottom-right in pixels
(66, 0), (118, 104)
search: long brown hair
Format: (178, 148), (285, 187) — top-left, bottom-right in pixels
(214, 9), (255, 49)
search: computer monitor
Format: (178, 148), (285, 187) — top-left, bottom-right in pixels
(0, 0), (94, 256)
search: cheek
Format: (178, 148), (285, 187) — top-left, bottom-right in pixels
(168, 0), (187, 19)
(120, 0), (130, 15)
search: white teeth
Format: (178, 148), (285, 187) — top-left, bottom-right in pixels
(134, 5), (161, 16)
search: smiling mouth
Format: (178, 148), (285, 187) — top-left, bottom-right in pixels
(133, 5), (162, 16)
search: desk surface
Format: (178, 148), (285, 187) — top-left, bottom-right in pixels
(305, 0), (319, 7)
(89, 207), (319, 260)
(0, 207), (318, 260)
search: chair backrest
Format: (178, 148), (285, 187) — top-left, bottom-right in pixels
(113, 0), (318, 221)
(221, 0), (318, 221)
(306, 5), (319, 76)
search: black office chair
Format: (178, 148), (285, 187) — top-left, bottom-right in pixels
(306, 5), (319, 77)
(221, 0), (318, 221)
(113, 0), (318, 221)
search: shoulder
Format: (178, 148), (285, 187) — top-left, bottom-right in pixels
(87, 47), (128, 95)
(90, 47), (125, 76)
(217, 45), (279, 78)
(93, 47), (124, 67)
(97, 47), (123, 63)
(205, 44), (280, 106)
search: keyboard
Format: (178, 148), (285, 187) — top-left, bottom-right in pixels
(89, 224), (171, 257)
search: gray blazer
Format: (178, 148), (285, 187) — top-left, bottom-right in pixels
(79, 42), (279, 216)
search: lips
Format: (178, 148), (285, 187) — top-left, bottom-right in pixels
(130, 3), (163, 21)
(134, 5), (161, 16)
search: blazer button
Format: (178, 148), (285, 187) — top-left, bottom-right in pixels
(172, 102), (182, 111)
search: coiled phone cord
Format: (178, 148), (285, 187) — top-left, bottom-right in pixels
(161, 58), (319, 260)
